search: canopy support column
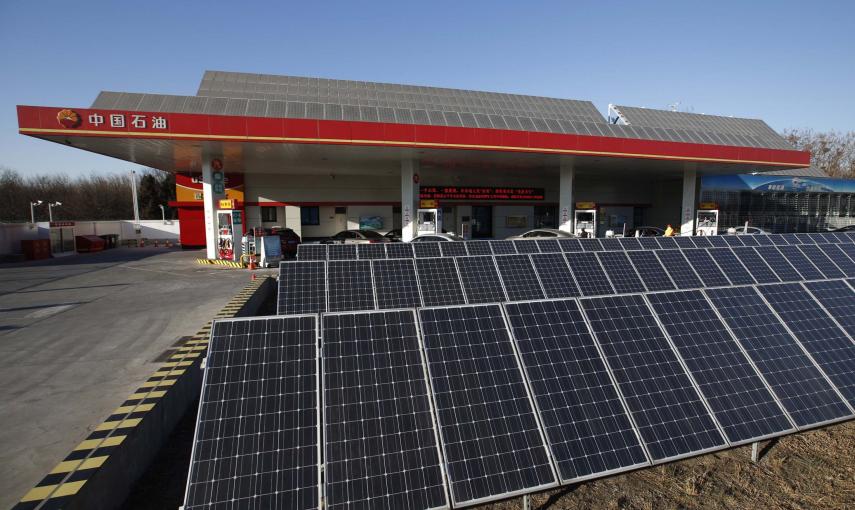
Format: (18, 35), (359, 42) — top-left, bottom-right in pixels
(401, 159), (420, 242)
(681, 163), (697, 236)
(202, 160), (217, 259)
(559, 157), (575, 233)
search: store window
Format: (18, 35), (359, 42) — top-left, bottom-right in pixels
(301, 206), (320, 225)
(533, 205), (557, 228)
(261, 206), (277, 222)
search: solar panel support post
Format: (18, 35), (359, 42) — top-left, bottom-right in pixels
(523, 494), (531, 510)
(751, 441), (759, 463)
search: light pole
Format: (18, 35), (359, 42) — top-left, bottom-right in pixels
(48, 202), (62, 222)
(29, 200), (43, 223)
(130, 170), (141, 235)
(158, 204), (166, 223)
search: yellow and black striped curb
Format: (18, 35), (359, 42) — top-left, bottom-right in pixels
(12, 276), (272, 510)
(196, 258), (246, 268)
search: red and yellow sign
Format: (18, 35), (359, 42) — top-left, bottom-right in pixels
(419, 199), (439, 209)
(575, 201), (596, 210)
(175, 172), (244, 203)
(56, 109), (81, 129)
(698, 202), (719, 210)
(218, 199), (237, 209)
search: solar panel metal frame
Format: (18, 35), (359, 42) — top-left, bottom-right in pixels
(328, 244), (358, 260)
(654, 249), (705, 289)
(731, 247), (780, 284)
(535, 238), (561, 253)
(455, 255), (508, 304)
(596, 251), (647, 294)
(489, 240), (518, 255)
(464, 240), (493, 256)
(320, 309), (450, 510)
(802, 279), (855, 340)
(414, 257), (467, 306)
(417, 304), (560, 507)
(816, 244), (855, 277)
(626, 250), (677, 291)
(326, 260), (377, 312)
(278, 261), (327, 314)
(386, 242), (415, 259)
(557, 238), (583, 252)
(618, 237), (643, 251)
(753, 246), (804, 282)
(705, 235), (729, 248)
(564, 252), (616, 296)
(413, 242), (442, 258)
(796, 244), (846, 279)
(357, 243), (388, 260)
(494, 254), (547, 301)
(439, 241), (468, 258)
(680, 249), (731, 288)
(371, 258), (423, 309)
(297, 244), (328, 261)
(578, 238), (603, 251)
(503, 298), (651, 483)
(513, 239), (541, 254)
(183, 315), (321, 510)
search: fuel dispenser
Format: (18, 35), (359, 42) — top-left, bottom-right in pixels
(574, 202), (597, 238)
(696, 203), (719, 236)
(216, 199), (243, 261)
(417, 208), (442, 235)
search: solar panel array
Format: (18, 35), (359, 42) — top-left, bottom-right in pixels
(187, 233), (855, 509)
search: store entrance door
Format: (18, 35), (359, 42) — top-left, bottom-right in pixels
(471, 206), (492, 238)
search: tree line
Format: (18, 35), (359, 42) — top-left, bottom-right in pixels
(783, 129), (855, 179)
(0, 168), (175, 222)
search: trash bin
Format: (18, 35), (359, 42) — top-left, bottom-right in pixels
(99, 234), (118, 249)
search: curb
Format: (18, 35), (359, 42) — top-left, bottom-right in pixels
(12, 276), (274, 510)
(195, 258), (245, 268)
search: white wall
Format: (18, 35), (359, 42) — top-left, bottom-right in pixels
(0, 220), (180, 255)
(493, 205), (535, 239)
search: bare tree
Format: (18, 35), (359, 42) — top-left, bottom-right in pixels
(783, 129), (855, 179)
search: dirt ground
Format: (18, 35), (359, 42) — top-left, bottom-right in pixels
(486, 421), (855, 510)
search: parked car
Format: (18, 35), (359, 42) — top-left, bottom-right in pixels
(730, 226), (770, 235)
(633, 226), (665, 237)
(505, 228), (573, 240)
(831, 225), (855, 232)
(409, 233), (464, 242)
(322, 229), (390, 244)
(267, 226), (301, 256)
(383, 229), (402, 242)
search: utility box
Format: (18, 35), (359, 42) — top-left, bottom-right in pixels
(75, 235), (106, 252)
(21, 239), (51, 260)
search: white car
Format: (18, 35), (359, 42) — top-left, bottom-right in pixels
(730, 226), (770, 235)
(505, 228), (573, 240)
(408, 233), (464, 242)
(323, 229), (390, 244)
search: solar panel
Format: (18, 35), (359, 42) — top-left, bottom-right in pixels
(722, 236), (745, 247)
(674, 237), (697, 249)
(731, 247), (780, 284)
(535, 238), (561, 253)
(278, 261), (326, 314)
(328, 244), (358, 260)
(564, 252), (615, 296)
(327, 260), (376, 312)
(655, 237), (678, 249)
(580, 295), (727, 461)
(753, 235), (774, 246)
(455, 256), (506, 303)
(558, 238), (583, 252)
(418, 305), (558, 506)
(494, 254), (545, 301)
(490, 240), (517, 255)
(655, 250), (704, 289)
(184, 316), (319, 510)
(803, 280), (855, 338)
(737, 235), (760, 247)
(758, 284), (855, 407)
(768, 234), (790, 245)
(357, 243), (387, 260)
(296, 244), (327, 261)
(646, 291), (795, 444)
(599, 238), (624, 251)
(414, 257), (466, 306)
(322, 310), (448, 510)
(439, 241), (467, 258)
(816, 244), (855, 277)
(504, 300), (649, 481)
(681, 249), (730, 287)
(753, 246), (803, 282)
(796, 244), (845, 279)
(514, 240), (541, 254)
(386, 242), (414, 259)
(807, 233), (827, 244)
(704, 287), (851, 428)
(464, 240), (493, 255)
(690, 236), (713, 248)
(530, 253), (581, 297)
(705, 236), (729, 248)
(626, 250), (676, 291)
(579, 238), (603, 251)
(786, 234), (806, 245)
(372, 259), (422, 309)
(619, 237), (643, 250)
(637, 237), (661, 250)
(412, 242), (441, 258)
(596, 251), (646, 293)
(775, 245), (825, 281)
(837, 242), (855, 263)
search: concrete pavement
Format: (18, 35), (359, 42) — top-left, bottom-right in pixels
(0, 248), (262, 508)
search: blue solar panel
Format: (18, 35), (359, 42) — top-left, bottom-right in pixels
(455, 256), (506, 303)
(278, 261), (326, 314)
(705, 286), (851, 428)
(327, 260), (375, 312)
(722, 236), (745, 247)
(655, 237), (678, 250)
(386, 242), (414, 259)
(674, 236), (697, 249)
(753, 235), (774, 246)
(558, 238), (583, 252)
(328, 244), (358, 260)
(297, 243), (327, 261)
(419, 305), (558, 506)
(627, 250), (676, 291)
(754, 246), (803, 282)
(637, 237), (661, 250)
(647, 291), (795, 444)
(803, 280), (855, 338)
(599, 238), (624, 251)
(776, 245), (825, 281)
(579, 238), (603, 252)
(731, 247), (780, 284)
(371, 258), (422, 309)
(691, 236), (713, 248)
(530, 253), (581, 297)
(490, 240), (517, 255)
(655, 250), (704, 289)
(768, 234), (790, 245)
(464, 240), (493, 255)
(535, 238), (561, 253)
(357, 243), (387, 260)
(322, 310), (448, 510)
(596, 251), (646, 294)
(737, 235), (760, 247)
(412, 242), (441, 258)
(705, 236), (729, 248)
(619, 237), (643, 250)
(513, 240), (541, 254)
(494, 254), (545, 301)
(816, 244), (855, 277)
(580, 295), (727, 461)
(439, 241), (467, 258)
(564, 252), (615, 296)
(505, 299), (649, 482)
(758, 284), (855, 408)
(681, 249), (730, 287)
(415, 257), (465, 306)
(796, 244), (845, 279)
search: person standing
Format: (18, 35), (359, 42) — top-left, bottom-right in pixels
(664, 224), (675, 237)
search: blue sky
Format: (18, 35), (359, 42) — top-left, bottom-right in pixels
(1, 0), (853, 176)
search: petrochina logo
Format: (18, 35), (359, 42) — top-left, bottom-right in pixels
(57, 109), (82, 128)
